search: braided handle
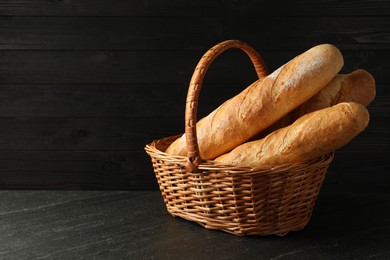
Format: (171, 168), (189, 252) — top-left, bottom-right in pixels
(185, 40), (268, 172)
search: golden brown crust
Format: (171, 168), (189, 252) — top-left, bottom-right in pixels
(215, 102), (370, 167)
(337, 69), (376, 106)
(166, 44), (344, 159)
(259, 69), (376, 137)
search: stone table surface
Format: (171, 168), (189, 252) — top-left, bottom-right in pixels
(0, 190), (389, 259)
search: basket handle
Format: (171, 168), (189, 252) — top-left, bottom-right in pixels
(185, 40), (268, 172)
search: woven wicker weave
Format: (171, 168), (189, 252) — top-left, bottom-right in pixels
(145, 40), (334, 236)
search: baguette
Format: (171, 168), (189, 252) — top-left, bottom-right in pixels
(166, 44), (344, 159)
(215, 102), (369, 167)
(260, 69), (375, 137)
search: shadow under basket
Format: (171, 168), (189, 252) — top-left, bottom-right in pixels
(144, 40), (335, 236)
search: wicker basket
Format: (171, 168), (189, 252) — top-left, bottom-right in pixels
(145, 40), (334, 236)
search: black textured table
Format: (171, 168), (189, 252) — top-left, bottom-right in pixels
(0, 190), (389, 259)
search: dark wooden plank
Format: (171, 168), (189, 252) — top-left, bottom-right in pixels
(0, 0), (389, 16)
(0, 83), (387, 117)
(0, 150), (387, 191)
(0, 84), (188, 118)
(0, 16), (221, 51)
(224, 0), (390, 16)
(0, 50), (264, 85)
(0, 151), (157, 190)
(341, 115), (390, 152)
(0, 114), (386, 151)
(325, 151), (390, 193)
(0, 50), (389, 84)
(0, 117), (182, 151)
(367, 84), (390, 118)
(0, 16), (389, 51)
(0, 83), (252, 117)
(230, 16), (390, 51)
(0, 0), (219, 17)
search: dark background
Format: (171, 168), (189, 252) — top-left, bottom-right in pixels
(0, 0), (388, 191)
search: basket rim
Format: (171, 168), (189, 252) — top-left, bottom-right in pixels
(145, 134), (334, 177)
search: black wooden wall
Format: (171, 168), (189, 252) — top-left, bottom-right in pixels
(0, 0), (389, 191)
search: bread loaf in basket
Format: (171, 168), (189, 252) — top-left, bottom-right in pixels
(145, 40), (373, 236)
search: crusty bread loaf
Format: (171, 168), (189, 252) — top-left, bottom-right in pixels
(259, 69), (376, 137)
(215, 102), (369, 167)
(166, 44), (344, 159)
